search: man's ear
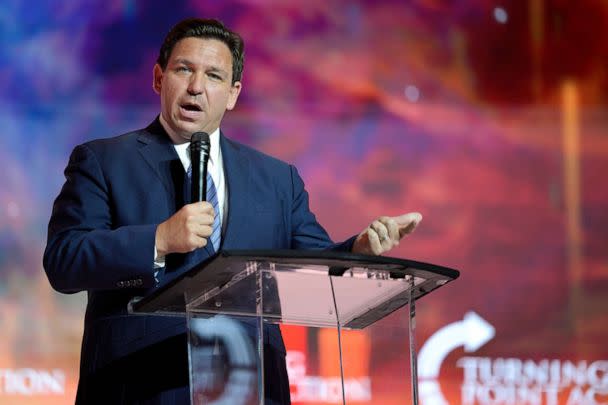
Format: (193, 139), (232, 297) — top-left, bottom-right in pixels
(226, 81), (242, 111)
(152, 64), (163, 94)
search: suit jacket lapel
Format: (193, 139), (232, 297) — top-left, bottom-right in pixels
(136, 118), (201, 276)
(137, 118), (182, 209)
(220, 133), (251, 250)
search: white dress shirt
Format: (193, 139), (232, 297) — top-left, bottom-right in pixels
(154, 128), (227, 267)
(173, 128), (226, 223)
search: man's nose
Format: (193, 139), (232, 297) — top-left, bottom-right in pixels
(187, 72), (205, 95)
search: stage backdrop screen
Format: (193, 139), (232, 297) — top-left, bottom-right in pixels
(1, 1), (607, 404)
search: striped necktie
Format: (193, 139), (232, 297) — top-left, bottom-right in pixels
(186, 165), (221, 252)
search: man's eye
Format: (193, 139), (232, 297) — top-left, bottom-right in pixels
(176, 66), (191, 72)
(208, 73), (222, 80)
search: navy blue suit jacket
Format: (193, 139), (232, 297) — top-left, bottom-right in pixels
(44, 118), (354, 403)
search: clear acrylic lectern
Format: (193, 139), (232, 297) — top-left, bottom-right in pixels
(129, 250), (459, 405)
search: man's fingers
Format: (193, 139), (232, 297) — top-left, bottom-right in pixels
(184, 201), (215, 216)
(186, 234), (208, 252)
(380, 216), (400, 242)
(366, 228), (383, 255)
(196, 224), (213, 238)
(370, 219), (395, 252)
(370, 220), (389, 242)
(163, 204), (217, 254)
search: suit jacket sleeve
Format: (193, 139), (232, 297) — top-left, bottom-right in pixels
(289, 165), (356, 252)
(43, 144), (157, 293)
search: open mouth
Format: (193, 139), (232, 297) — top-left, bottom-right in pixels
(181, 103), (202, 112)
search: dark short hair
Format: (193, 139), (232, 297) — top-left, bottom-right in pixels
(157, 18), (244, 84)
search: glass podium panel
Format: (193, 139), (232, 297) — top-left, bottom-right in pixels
(187, 315), (260, 405)
(184, 261), (428, 329)
(131, 250), (458, 328)
(129, 250), (459, 405)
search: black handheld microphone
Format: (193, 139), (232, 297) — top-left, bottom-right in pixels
(189, 132), (210, 203)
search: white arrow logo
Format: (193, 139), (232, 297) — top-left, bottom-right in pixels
(418, 311), (495, 405)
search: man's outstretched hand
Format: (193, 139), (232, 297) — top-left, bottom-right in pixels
(351, 212), (422, 255)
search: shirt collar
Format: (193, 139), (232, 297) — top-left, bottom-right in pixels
(174, 128), (221, 170)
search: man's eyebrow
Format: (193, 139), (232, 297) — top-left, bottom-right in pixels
(172, 58), (194, 66)
(207, 66), (228, 75)
(171, 59), (228, 75)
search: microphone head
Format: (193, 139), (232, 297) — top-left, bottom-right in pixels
(190, 132), (210, 144)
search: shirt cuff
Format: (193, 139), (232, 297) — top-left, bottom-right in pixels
(154, 245), (166, 268)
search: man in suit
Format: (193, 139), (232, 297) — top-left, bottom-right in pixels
(44, 18), (422, 404)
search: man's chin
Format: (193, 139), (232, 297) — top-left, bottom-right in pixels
(176, 122), (206, 138)
(159, 115), (202, 143)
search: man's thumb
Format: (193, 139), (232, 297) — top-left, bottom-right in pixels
(396, 212), (423, 236)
